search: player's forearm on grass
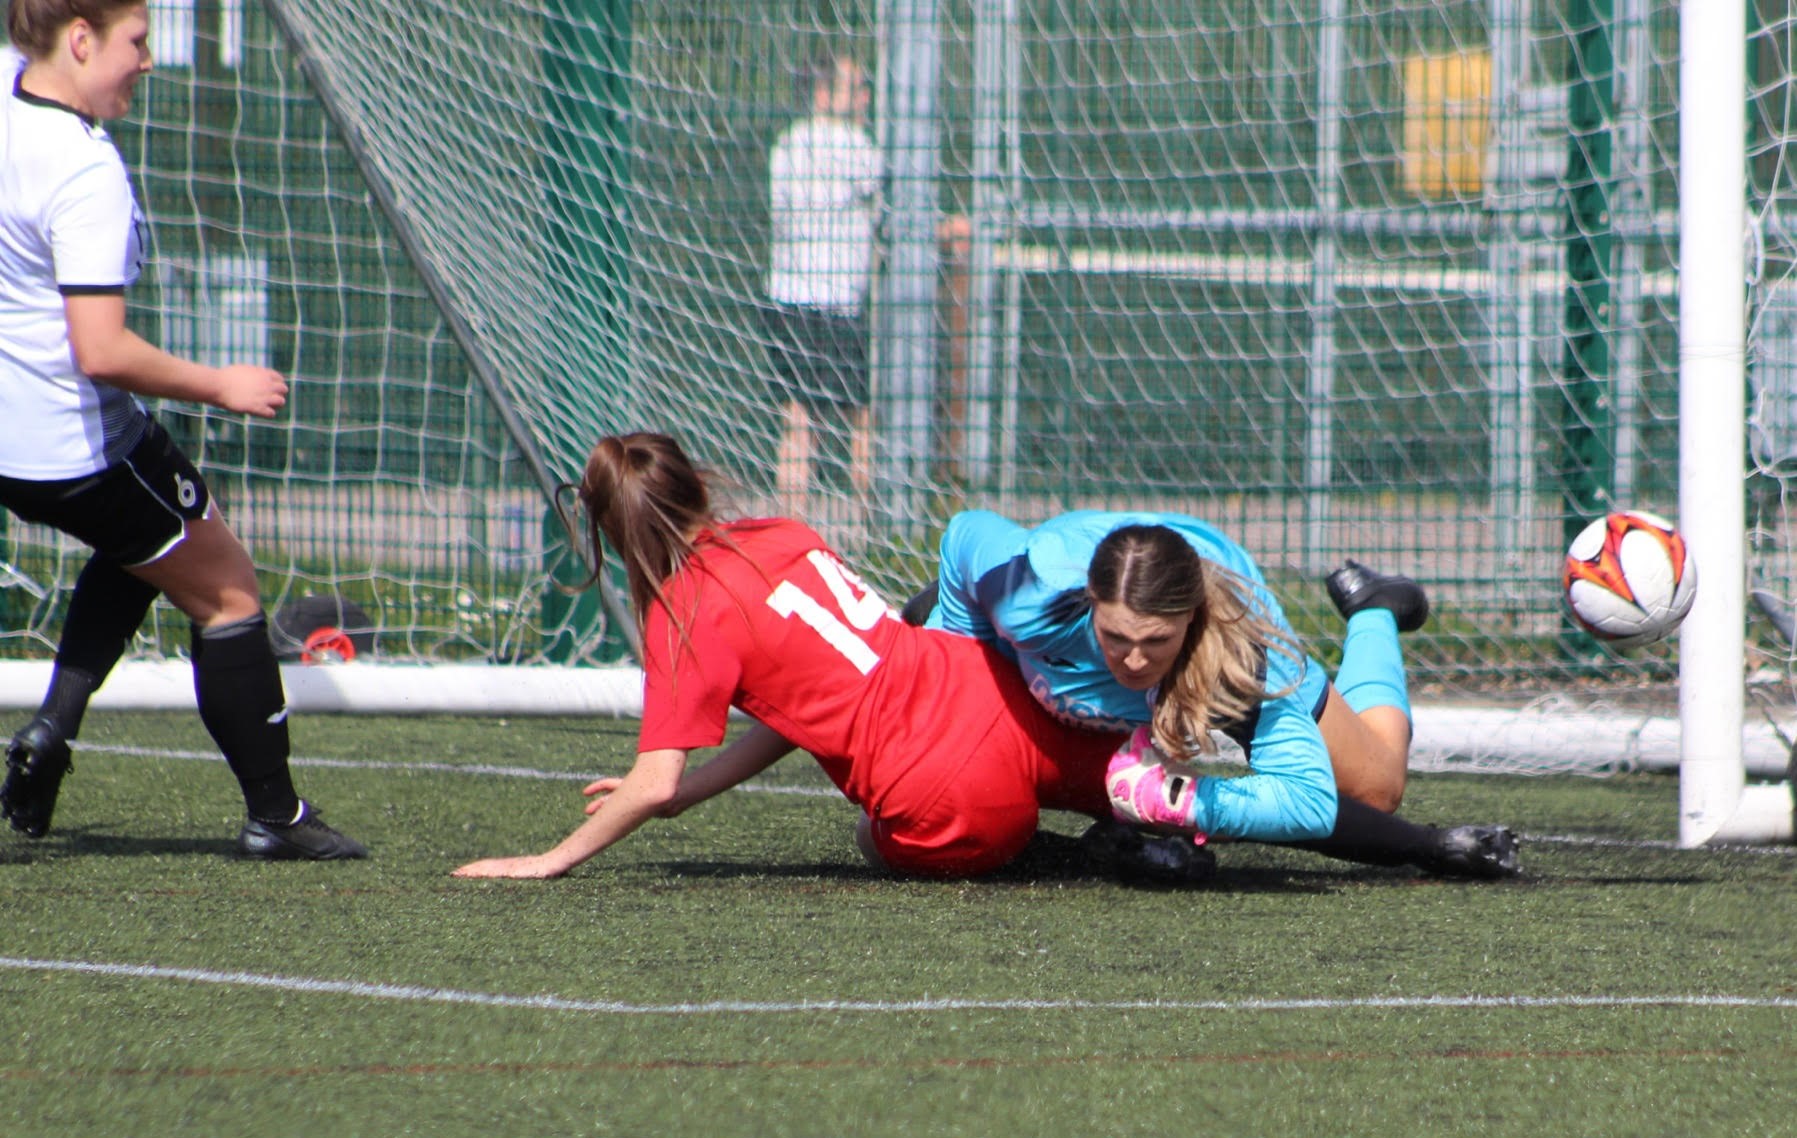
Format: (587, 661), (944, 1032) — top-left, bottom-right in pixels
(669, 723), (799, 812)
(539, 749), (686, 873)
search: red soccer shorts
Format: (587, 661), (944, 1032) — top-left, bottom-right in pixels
(864, 661), (1122, 878)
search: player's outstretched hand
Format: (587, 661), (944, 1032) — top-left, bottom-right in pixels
(451, 855), (567, 879)
(214, 364), (289, 418)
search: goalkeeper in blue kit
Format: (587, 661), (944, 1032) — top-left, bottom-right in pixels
(907, 508), (1519, 879)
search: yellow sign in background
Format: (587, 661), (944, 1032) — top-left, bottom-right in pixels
(1403, 49), (1492, 198)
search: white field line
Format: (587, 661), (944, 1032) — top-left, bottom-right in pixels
(1521, 833), (1797, 856)
(73, 741), (841, 798)
(9, 660), (1791, 778)
(71, 742), (1797, 853)
(15, 752), (1796, 1022)
(3, 955), (1794, 1017)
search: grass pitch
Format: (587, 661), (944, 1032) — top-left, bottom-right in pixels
(2, 710), (1794, 1137)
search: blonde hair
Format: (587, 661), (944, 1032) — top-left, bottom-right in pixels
(1087, 524), (1301, 763)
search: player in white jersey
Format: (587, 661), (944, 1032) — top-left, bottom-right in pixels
(759, 51), (972, 517)
(0, 0), (363, 858)
(760, 53), (883, 513)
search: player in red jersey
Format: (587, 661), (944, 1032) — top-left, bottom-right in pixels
(452, 432), (1129, 880)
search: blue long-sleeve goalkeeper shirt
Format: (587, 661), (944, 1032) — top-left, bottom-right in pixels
(926, 509), (1336, 842)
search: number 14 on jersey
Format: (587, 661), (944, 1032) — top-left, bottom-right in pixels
(766, 550), (898, 674)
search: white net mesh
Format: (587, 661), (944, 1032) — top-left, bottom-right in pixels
(3, 1), (1788, 773)
(1748, 2), (1797, 732)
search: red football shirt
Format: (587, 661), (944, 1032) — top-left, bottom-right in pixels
(637, 518), (1018, 809)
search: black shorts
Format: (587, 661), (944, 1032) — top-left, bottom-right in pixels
(0, 418), (212, 567)
(758, 301), (870, 409)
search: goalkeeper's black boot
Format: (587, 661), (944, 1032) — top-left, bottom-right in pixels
(1326, 560), (1431, 633)
(1078, 820), (1216, 886)
(1, 718), (73, 839)
(1427, 824), (1521, 879)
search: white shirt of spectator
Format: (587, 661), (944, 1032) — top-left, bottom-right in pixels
(0, 73), (148, 479)
(766, 115), (881, 316)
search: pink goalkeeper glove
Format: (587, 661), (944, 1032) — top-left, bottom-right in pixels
(1106, 726), (1207, 844)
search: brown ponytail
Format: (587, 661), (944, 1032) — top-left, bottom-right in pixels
(571, 432), (717, 632)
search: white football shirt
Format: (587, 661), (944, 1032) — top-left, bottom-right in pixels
(0, 72), (148, 479)
(765, 116), (881, 315)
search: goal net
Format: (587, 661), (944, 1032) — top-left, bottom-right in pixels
(0, 0), (1790, 777)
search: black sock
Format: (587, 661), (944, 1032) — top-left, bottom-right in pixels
(35, 556), (160, 739)
(1281, 794), (1442, 869)
(192, 614), (299, 824)
(32, 665), (99, 741)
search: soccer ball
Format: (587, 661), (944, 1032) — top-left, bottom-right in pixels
(1563, 511), (1698, 649)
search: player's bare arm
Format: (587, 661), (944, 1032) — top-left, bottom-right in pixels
(64, 293), (288, 417)
(585, 722), (799, 820)
(453, 748), (686, 879)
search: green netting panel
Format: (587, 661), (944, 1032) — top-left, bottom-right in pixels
(0, 0), (1723, 698)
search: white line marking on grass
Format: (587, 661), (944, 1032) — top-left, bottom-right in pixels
(66, 744), (1797, 850)
(1525, 833), (1797, 856)
(74, 743), (840, 797)
(5, 955), (1797, 1017)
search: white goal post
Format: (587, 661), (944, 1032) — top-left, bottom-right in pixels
(1678, 0), (1793, 845)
